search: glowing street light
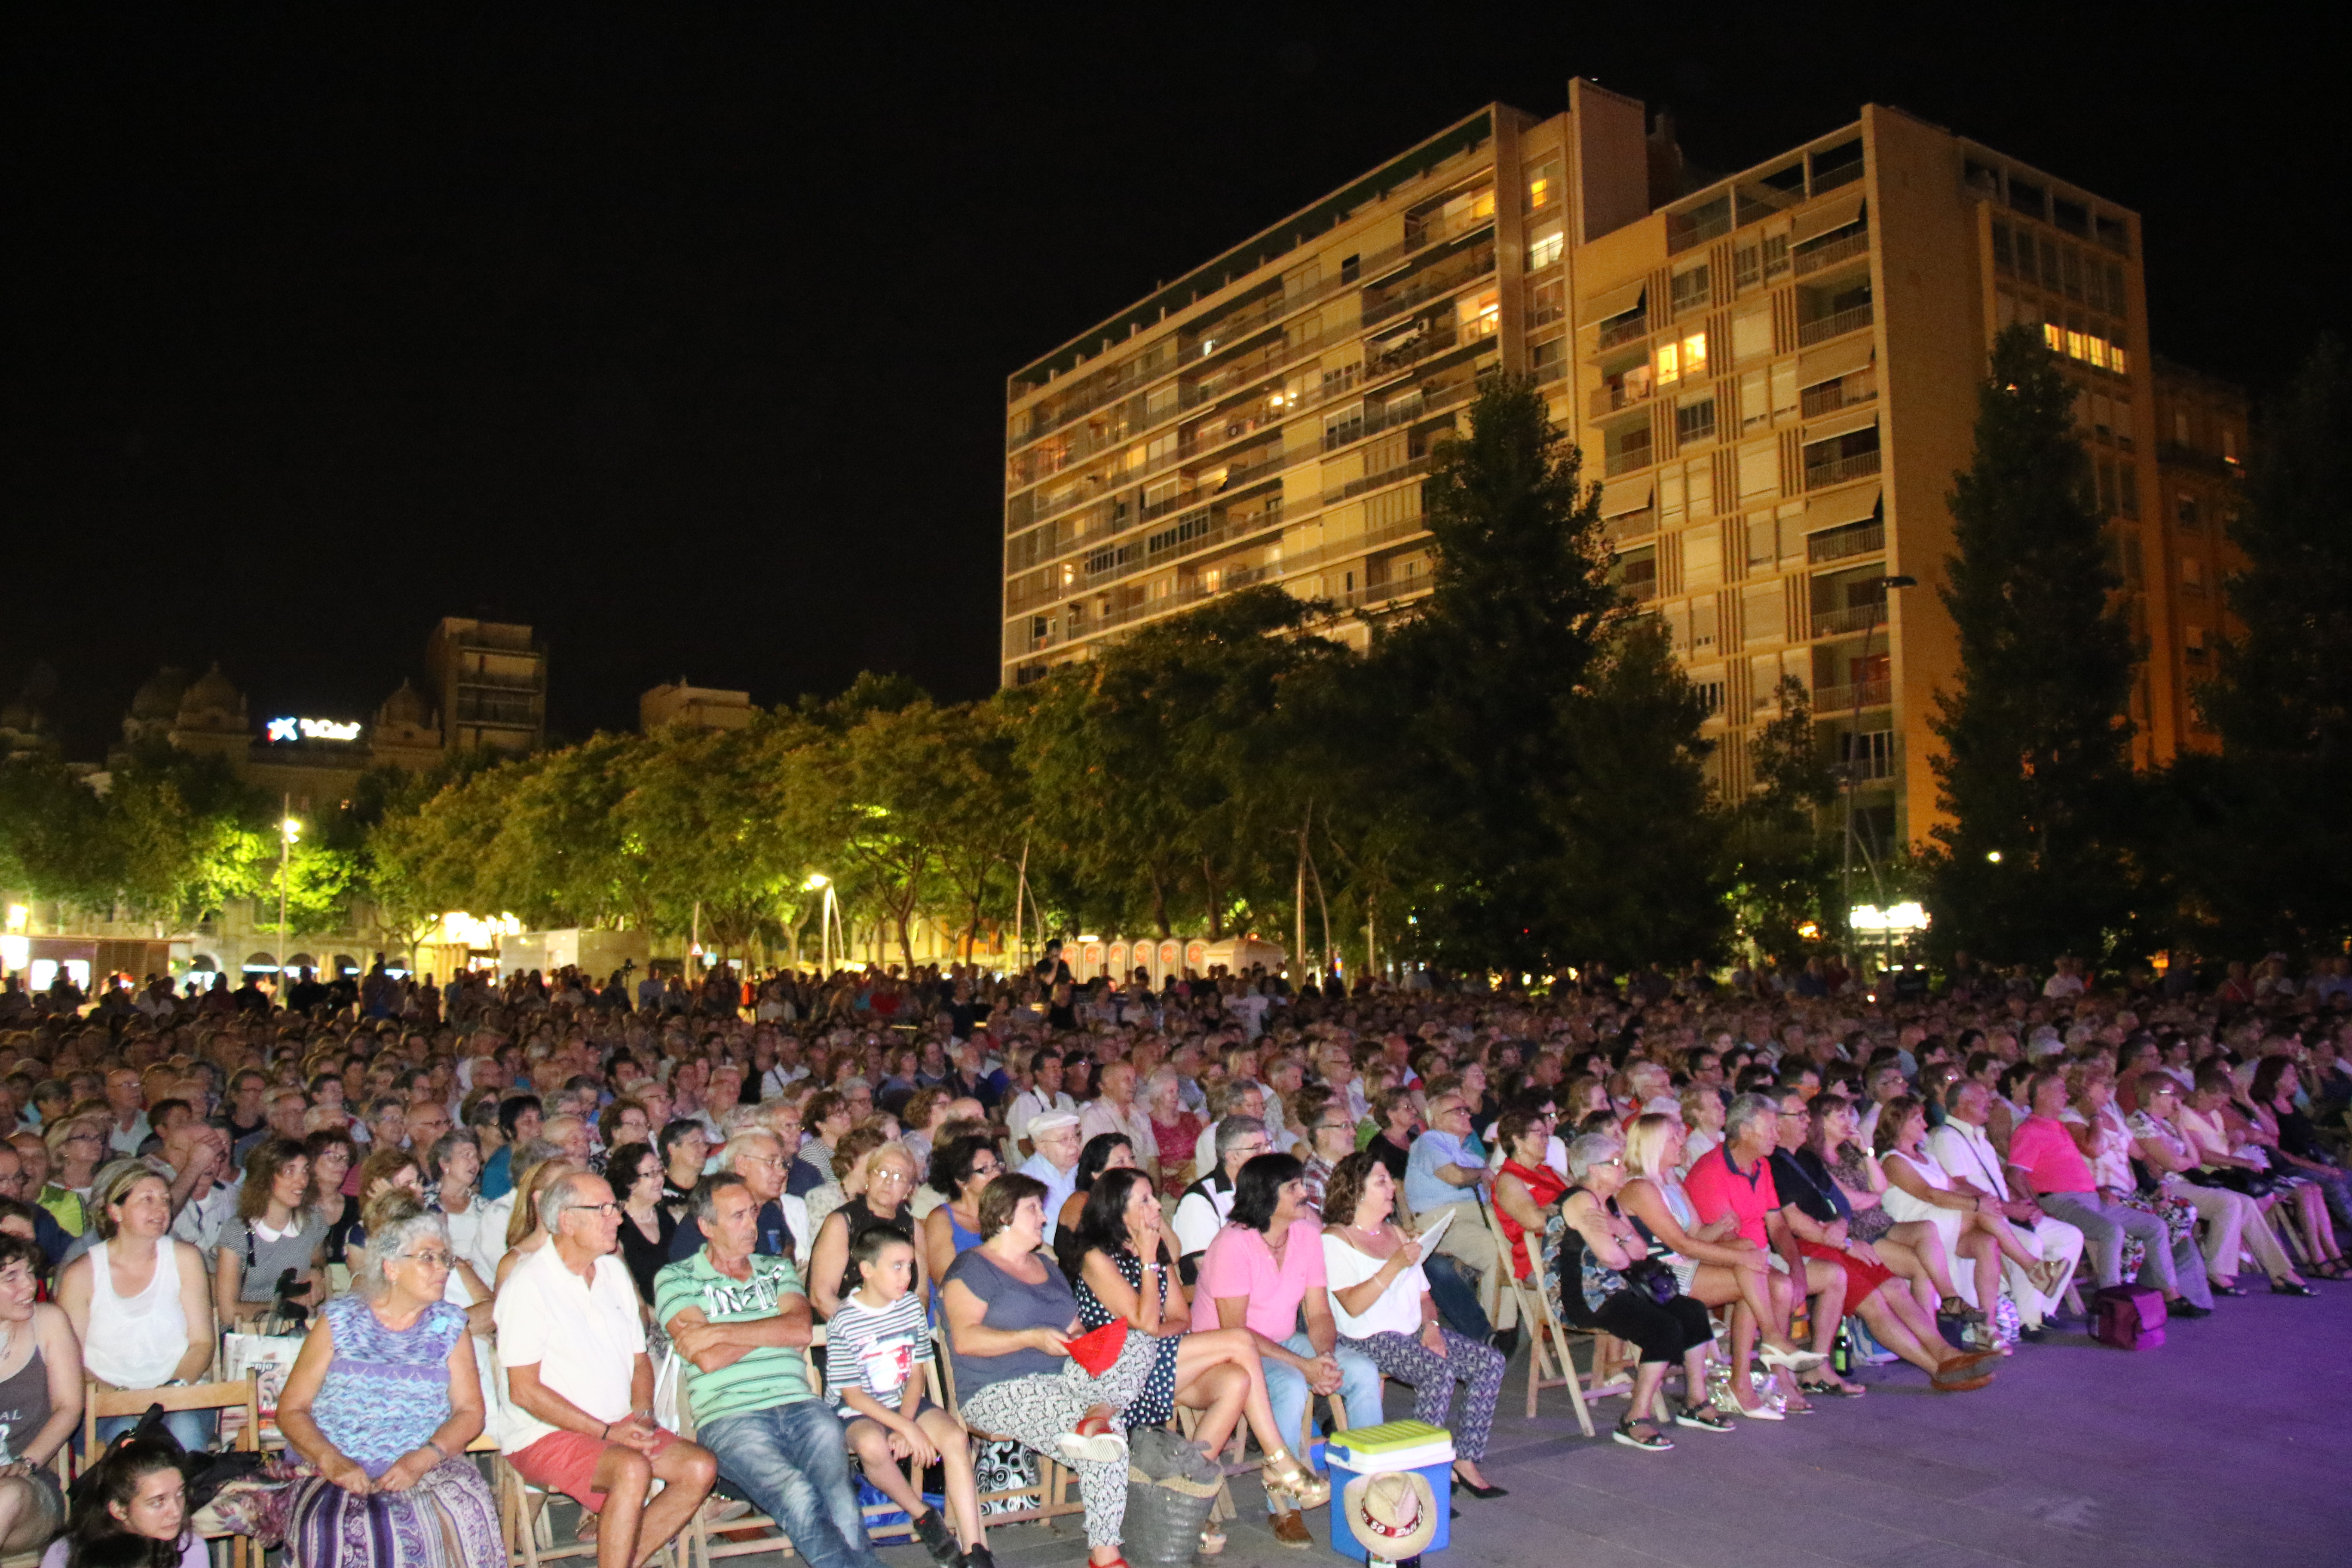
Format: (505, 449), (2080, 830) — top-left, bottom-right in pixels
(277, 796), (303, 966)
(1985, 850), (2003, 864)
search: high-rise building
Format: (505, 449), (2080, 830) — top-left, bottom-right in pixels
(427, 616), (547, 755)
(2150, 357), (2249, 751)
(1000, 80), (2214, 853)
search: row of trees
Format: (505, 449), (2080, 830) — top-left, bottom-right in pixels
(5, 341), (2343, 977)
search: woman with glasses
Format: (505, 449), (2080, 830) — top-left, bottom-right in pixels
(921, 1134), (1002, 1288)
(278, 1191), (499, 1568)
(2128, 1072), (2310, 1295)
(808, 1141), (922, 1319)
(604, 1143), (675, 1306)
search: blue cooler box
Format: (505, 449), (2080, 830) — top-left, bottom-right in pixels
(1323, 1421), (1454, 1563)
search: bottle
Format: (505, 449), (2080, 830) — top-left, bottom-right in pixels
(1831, 1323), (1851, 1377)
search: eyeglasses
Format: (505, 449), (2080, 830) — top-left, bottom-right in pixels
(400, 1249), (455, 1269)
(872, 1168), (913, 1186)
(970, 1161), (1002, 1177)
(567, 1201), (621, 1217)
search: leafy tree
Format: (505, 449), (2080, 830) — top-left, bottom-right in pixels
(1925, 325), (2141, 965)
(0, 755), (114, 909)
(2159, 337), (2352, 953)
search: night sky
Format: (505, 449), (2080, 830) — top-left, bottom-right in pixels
(5, 7), (2337, 761)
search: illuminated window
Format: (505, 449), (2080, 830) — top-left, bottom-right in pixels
(1458, 288), (1500, 335)
(1656, 340), (1681, 385)
(1527, 229), (1564, 270)
(2065, 330), (2088, 361)
(1526, 159), (1560, 210)
(1682, 331), (1708, 378)
(2109, 344), (2129, 376)
(2043, 323), (2065, 353)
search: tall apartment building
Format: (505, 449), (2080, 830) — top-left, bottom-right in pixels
(427, 616), (547, 755)
(1001, 79), (2212, 853)
(2150, 357), (2248, 750)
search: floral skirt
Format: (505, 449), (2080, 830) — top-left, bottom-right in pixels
(286, 1457), (501, 1568)
(2117, 1188), (2197, 1282)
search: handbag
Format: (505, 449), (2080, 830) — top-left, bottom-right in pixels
(1622, 1258), (1679, 1306)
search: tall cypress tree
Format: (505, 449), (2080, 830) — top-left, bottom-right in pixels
(1927, 325), (2141, 964)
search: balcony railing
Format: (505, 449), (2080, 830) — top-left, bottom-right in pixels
(1799, 374), (1877, 419)
(1590, 379), (1655, 420)
(1596, 312), (1649, 350)
(1812, 602), (1886, 637)
(1326, 453), (1433, 507)
(1804, 447), (1883, 490)
(1008, 190), (1498, 443)
(1604, 507), (1658, 544)
(1811, 678), (1892, 712)
(1274, 511), (1432, 577)
(1807, 520), (1885, 564)
(1366, 309), (1498, 381)
(1605, 444), (1653, 478)
(1792, 227), (1871, 277)
(1797, 302), (1874, 346)
(1532, 356), (1567, 386)
(1360, 245), (1497, 330)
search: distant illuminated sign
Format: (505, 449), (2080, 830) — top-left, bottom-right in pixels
(266, 717), (364, 743)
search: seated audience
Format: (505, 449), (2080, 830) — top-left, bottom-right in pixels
(211, 1137), (327, 1329)
(0, 1234), (78, 1557)
(55, 1162), (214, 1450)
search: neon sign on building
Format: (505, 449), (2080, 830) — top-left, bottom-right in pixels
(265, 717), (364, 743)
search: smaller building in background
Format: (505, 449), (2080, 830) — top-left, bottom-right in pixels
(427, 616), (547, 755)
(640, 679), (755, 732)
(2150, 356), (2248, 750)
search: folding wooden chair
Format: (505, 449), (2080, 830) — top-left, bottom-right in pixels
(1479, 1200), (1596, 1436)
(83, 1376), (263, 1568)
(933, 1329), (1083, 1531)
(486, 1350), (685, 1568)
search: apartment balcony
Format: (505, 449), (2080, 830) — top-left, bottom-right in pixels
(1589, 378), (1655, 421)
(1325, 452), (1433, 507)
(1792, 227), (1871, 277)
(1008, 186), (1497, 445)
(1274, 511), (1433, 578)
(1806, 519), (1885, 564)
(1532, 356), (1567, 386)
(1604, 443), (1653, 478)
(1804, 447), (1883, 490)
(1596, 312), (1649, 350)
(1811, 678), (1892, 713)
(1321, 374), (1477, 454)
(1797, 302), (1874, 346)
(1360, 243), (1496, 330)
(1605, 507), (1658, 544)
(1366, 309), (1498, 381)
(1800, 374), (1877, 420)
(1812, 602), (1887, 638)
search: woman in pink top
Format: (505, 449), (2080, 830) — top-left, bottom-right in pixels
(1192, 1154), (1377, 1544)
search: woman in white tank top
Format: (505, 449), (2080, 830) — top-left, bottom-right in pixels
(56, 1164), (213, 1451)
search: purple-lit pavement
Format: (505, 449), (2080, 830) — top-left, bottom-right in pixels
(959, 1286), (2350, 1568)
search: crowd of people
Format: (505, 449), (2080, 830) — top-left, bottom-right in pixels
(0, 937), (2345, 1566)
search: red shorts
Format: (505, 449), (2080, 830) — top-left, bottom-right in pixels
(1798, 1239), (1896, 1300)
(510, 1427), (684, 1512)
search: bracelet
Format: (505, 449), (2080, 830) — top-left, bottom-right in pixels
(423, 1439), (447, 1463)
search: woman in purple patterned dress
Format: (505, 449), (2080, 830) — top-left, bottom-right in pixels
(274, 1192), (499, 1568)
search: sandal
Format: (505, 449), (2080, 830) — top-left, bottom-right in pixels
(1674, 1403), (1735, 1432)
(1055, 1415), (1128, 1466)
(1796, 1374), (1865, 1398)
(1611, 1415), (1674, 1452)
(1262, 1449), (1332, 1510)
(1197, 1526), (1227, 1556)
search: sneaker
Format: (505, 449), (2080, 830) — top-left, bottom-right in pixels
(956, 1550), (997, 1568)
(911, 1506), (961, 1566)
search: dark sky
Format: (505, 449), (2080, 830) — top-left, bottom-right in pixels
(5, 6), (2338, 760)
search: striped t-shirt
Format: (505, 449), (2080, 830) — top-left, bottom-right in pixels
(822, 1291), (932, 1412)
(652, 1249), (814, 1425)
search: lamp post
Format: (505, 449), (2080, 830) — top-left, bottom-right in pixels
(1838, 573), (1916, 970)
(804, 873), (838, 974)
(277, 796), (302, 985)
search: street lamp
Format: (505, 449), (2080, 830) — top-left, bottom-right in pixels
(1839, 573), (1916, 970)
(277, 796), (302, 979)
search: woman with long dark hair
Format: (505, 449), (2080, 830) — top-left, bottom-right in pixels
(44, 1437), (199, 1568)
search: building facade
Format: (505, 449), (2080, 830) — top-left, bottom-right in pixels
(2150, 357), (2248, 750)
(1000, 79), (2226, 854)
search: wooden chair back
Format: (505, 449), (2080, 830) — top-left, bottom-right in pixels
(82, 1376), (263, 1568)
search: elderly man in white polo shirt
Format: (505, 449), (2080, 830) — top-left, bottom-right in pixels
(1077, 1061), (1159, 1189)
(1926, 1082), (2085, 1335)
(496, 1171), (718, 1568)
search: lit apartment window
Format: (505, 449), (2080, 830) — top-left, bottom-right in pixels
(1458, 288), (1501, 336)
(1656, 330), (1706, 386)
(1527, 228), (1564, 270)
(1526, 159), (1560, 211)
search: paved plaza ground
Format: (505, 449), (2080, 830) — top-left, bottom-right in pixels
(555, 1286), (2345, 1568)
(857, 1283), (2350, 1568)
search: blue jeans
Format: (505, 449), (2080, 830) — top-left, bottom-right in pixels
(94, 1409), (213, 1453)
(1260, 1331), (1382, 1512)
(698, 1399), (887, 1568)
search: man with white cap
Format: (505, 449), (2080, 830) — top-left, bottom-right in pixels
(1014, 1110), (1083, 1241)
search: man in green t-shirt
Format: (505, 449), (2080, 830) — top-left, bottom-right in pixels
(653, 1174), (891, 1568)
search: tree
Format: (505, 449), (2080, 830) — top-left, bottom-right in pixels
(1372, 375), (1721, 971)
(2159, 336), (2352, 953)
(0, 754), (114, 910)
(1732, 676), (1839, 959)
(1925, 325), (2141, 965)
